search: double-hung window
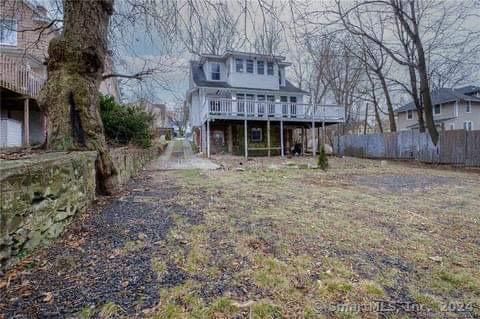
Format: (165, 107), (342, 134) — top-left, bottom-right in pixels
(464, 121), (473, 131)
(407, 110), (413, 120)
(246, 59), (254, 73)
(236, 58), (244, 72)
(211, 63), (221, 80)
(267, 62), (274, 75)
(251, 128), (262, 142)
(0, 19), (17, 46)
(434, 104), (441, 115)
(257, 61), (264, 74)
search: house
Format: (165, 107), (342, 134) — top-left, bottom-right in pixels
(395, 86), (480, 131)
(186, 51), (345, 157)
(0, 0), (120, 148)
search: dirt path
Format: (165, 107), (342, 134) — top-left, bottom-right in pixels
(150, 139), (219, 170)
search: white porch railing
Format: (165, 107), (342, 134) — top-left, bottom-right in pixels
(203, 97), (345, 122)
(0, 54), (46, 98)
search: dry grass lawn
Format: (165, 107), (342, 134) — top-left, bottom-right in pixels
(143, 156), (480, 318)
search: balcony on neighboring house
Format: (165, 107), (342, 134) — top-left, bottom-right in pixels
(0, 54), (46, 98)
(0, 54), (47, 148)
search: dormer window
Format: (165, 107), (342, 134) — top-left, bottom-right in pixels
(246, 59), (254, 73)
(267, 62), (274, 75)
(236, 58), (244, 72)
(257, 61), (264, 74)
(211, 63), (221, 80)
(0, 19), (17, 46)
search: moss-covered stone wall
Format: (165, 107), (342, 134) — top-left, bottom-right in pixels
(0, 145), (163, 270)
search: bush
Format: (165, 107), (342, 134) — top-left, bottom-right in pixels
(100, 95), (154, 148)
(317, 145), (329, 171)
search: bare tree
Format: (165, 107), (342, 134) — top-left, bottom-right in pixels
(167, 103), (189, 136)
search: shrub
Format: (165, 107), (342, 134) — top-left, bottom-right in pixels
(100, 95), (154, 148)
(317, 145), (329, 170)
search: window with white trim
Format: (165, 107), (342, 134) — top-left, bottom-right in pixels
(251, 128), (262, 142)
(407, 110), (413, 120)
(246, 59), (254, 73)
(257, 61), (264, 74)
(466, 102), (471, 113)
(211, 63), (221, 80)
(235, 58), (244, 72)
(0, 19), (17, 46)
(434, 104), (441, 115)
(267, 62), (274, 75)
(464, 121), (473, 131)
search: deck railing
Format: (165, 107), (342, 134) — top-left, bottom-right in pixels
(204, 97), (345, 122)
(0, 54), (46, 98)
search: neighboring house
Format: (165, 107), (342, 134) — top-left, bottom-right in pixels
(0, 0), (120, 148)
(187, 50), (344, 157)
(395, 86), (480, 132)
(1, 0), (55, 147)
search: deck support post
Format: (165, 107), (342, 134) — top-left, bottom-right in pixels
(207, 119), (210, 158)
(244, 119), (248, 159)
(280, 120), (284, 157)
(23, 98), (30, 146)
(267, 120), (271, 157)
(227, 124), (233, 154)
(312, 120), (316, 156)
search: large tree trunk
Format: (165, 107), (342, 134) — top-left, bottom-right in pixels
(378, 75), (396, 132)
(38, 0), (117, 194)
(407, 64), (426, 132)
(416, 43), (439, 145)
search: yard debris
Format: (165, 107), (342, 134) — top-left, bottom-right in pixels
(429, 256), (443, 263)
(42, 292), (53, 303)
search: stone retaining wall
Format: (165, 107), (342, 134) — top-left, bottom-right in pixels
(0, 145), (163, 269)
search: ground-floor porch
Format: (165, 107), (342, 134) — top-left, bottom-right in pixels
(0, 87), (45, 148)
(193, 118), (334, 158)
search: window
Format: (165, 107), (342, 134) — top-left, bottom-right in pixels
(251, 128), (262, 142)
(290, 96), (297, 116)
(236, 58), (244, 72)
(0, 19), (17, 46)
(407, 110), (413, 119)
(434, 104), (441, 115)
(267, 62), (274, 75)
(257, 61), (264, 74)
(211, 63), (220, 80)
(464, 121), (473, 131)
(278, 70), (282, 85)
(246, 59), (254, 73)
(449, 123), (455, 130)
(466, 102), (471, 113)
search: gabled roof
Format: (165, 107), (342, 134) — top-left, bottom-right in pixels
(395, 86), (480, 113)
(199, 50), (286, 63)
(190, 61), (308, 94)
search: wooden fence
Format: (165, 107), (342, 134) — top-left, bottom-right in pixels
(333, 130), (480, 167)
(0, 54), (46, 97)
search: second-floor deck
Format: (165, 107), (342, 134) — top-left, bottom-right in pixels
(0, 54), (46, 98)
(202, 98), (345, 123)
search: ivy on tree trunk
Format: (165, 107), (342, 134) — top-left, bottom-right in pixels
(38, 0), (117, 194)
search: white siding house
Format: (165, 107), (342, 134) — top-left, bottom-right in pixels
(187, 51), (345, 158)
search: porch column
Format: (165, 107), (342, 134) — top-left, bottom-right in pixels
(207, 120), (210, 158)
(312, 120), (316, 156)
(23, 98), (30, 146)
(280, 120), (284, 157)
(244, 119), (248, 159)
(227, 124), (233, 154)
(267, 120), (271, 157)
